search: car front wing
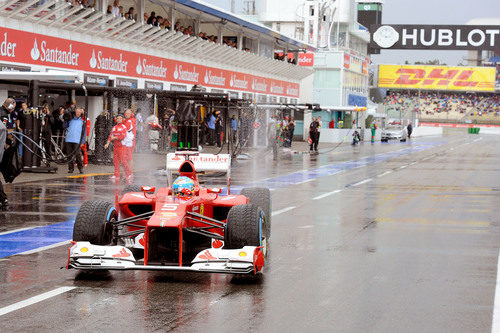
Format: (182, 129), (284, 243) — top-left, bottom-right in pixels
(67, 242), (265, 275)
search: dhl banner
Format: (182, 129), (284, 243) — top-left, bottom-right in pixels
(378, 65), (495, 92)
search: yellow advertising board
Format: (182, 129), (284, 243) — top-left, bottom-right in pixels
(378, 65), (495, 92)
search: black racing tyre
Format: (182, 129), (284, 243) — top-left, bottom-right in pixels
(240, 187), (271, 238)
(225, 204), (267, 256)
(73, 200), (117, 245)
(123, 185), (142, 194)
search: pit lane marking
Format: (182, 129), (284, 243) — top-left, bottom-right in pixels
(271, 206), (296, 216)
(0, 286), (76, 317)
(313, 189), (342, 200)
(492, 249), (500, 333)
(0, 226), (40, 236)
(18, 240), (72, 255)
(377, 170), (393, 178)
(296, 178), (315, 184)
(351, 178), (373, 187)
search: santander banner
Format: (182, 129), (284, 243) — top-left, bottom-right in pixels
(0, 27), (299, 97)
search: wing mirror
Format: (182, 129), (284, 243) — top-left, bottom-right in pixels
(141, 186), (156, 194)
(207, 188), (222, 194)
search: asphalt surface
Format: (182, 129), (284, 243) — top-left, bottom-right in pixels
(0, 131), (499, 332)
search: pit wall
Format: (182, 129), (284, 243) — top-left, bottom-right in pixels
(317, 126), (442, 143)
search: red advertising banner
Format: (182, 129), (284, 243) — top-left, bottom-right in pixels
(0, 27), (300, 97)
(298, 52), (314, 67)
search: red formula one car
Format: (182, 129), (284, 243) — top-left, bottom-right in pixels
(67, 152), (271, 275)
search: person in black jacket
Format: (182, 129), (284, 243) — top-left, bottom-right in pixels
(0, 121), (7, 210)
(407, 121), (413, 139)
(41, 104), (54, 163)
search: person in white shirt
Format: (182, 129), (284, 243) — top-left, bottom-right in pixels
(111, 0), (120, 17)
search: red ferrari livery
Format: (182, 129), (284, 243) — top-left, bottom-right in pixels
(67, 152), (271, 275)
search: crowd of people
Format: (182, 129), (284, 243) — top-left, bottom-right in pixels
(384, 91), (500, 118)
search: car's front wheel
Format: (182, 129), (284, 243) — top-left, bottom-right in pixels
(73, 200), (117, 245)
(225, 204), (267, 257)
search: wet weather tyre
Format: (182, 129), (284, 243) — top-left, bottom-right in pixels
(123, 185), (142, 194)
(240, 187), (271, 238)
(225, 204), (266, 252)
(73, 200), (117, 245)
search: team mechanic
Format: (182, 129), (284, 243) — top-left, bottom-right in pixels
(104, 113), (132, 180)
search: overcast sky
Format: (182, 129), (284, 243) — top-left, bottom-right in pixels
(202, 0), (500, 66)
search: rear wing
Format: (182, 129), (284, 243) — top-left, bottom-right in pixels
(166, 151), (232, 193)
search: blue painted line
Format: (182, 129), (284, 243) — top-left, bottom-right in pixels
(0, 221), (74, 258)
(0, 142), (440, 258)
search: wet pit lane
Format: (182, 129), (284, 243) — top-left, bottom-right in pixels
(1, 132), (499, 332)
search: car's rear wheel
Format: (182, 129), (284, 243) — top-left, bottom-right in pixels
(225, 204), (267, 256)
(73, 200), (117, 245)
(240, 187), (271, 239)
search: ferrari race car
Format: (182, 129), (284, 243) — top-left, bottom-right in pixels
(67, 152), (271, 275)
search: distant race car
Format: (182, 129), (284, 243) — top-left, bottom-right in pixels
(381, 120), (408, 142)
(67, 151), (270, 275)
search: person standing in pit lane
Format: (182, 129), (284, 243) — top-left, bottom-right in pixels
(309, 116), (319, 152)
(215, 111), (223, 148)
(104, 114), (132, 181)
(0, 119), (7, 210)
(124, 109), (136, 170)
(207, 112), (216, 145)
(64, 108), (86, 174)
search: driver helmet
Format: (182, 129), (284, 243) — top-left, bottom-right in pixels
(172, 176), (195, 196)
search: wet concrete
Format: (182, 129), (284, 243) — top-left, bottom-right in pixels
(0, 132), (499, 332)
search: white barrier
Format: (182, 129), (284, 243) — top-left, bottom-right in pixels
(412, 126), (443, 137)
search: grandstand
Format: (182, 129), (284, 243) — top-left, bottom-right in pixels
(383, 91), (500, 124)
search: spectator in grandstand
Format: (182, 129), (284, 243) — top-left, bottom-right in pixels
(111, 0), (120, 17)
(64, 107), (86, 174)
(161, 17), (171, 30)
(106, 5), (112, 15)
(143, 13), (149, 22)
(127, 7), (135, 20)
(174, 21), (180, 31)
(147, 11), (156, 25)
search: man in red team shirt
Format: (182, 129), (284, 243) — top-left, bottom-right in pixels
(104, 114), (132, 180)
(124, 109), (136, 168)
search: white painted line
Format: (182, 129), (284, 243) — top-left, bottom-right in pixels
(492, 249), (500, 333)
(0, 226), (39, 236)
(377, 170), (393, 178)
(0, 286), (76, 317)
(399, 165), (407, 169)
(351, 178), (373, 187)
(313, 189), (342, 200)
(298, 225), (314, 229)
(271, 206), (296, 216)
(296, 178), (314, 185)
(18, 240), (71, 255)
